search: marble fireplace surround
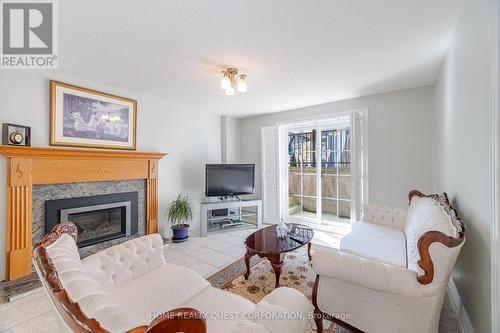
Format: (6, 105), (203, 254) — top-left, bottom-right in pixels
(33, 180), (146, 258)
(0, 146), (166, 281)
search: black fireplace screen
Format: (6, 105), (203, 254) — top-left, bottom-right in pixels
(45, 192), (138, 247)
(69, 206), (124, 246)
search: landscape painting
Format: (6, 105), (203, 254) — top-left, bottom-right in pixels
(50, 81), (137, 150)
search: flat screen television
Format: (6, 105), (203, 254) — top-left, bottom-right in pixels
(205, 164), (255, 197)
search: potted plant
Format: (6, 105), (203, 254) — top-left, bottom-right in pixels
(167, 194), (193, 242)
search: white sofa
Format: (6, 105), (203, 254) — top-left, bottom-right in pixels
(311, 191), (465, 333)
(33, 222), (313, 333)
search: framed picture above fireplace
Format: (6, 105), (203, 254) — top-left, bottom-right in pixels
(50, 80), (137, 150)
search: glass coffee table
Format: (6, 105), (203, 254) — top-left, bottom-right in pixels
(244, 223), (314, 288)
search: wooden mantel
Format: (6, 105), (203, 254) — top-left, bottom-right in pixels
(0, 146), (167, 280)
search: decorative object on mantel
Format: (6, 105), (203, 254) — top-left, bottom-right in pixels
(50, 80), (137, 150)
(2, 123), (31, 146)
(0, 145), (166, 281)
(168, 194), (193, 242)
(220, 67), (247, 95)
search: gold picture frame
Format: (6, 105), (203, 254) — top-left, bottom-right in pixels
(50, 80), (137, 150)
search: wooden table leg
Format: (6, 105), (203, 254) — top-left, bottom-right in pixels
(271, 262), (282, 288)
(244, 253), (251, 280)
(308, 242), (312, 261)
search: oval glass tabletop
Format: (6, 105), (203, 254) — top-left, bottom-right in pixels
(244, 223), (314, 255)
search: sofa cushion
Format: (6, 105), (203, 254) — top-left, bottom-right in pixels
(82, 234), (165, 290)
(45, 234), (85, 274)
(184, 286), (312, 333)
(183, 287), (256, 333)
(110, 263), (211, 327)
(45, 235), (109, 303)
(231, 322), (271, 333)
(251, 287), (313, 333)
(340, 222), (407, 267)
(404, 196), (458, 274)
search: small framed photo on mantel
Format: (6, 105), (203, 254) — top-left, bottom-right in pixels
(50, 80), (137, 150)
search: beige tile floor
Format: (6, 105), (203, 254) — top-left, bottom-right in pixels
(0, 226), (461, 333)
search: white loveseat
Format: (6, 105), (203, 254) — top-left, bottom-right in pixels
(311, 191), (465, 333)
(34, 222), (312, 333)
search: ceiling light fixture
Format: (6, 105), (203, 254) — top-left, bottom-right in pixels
(221, 67), (247, 95)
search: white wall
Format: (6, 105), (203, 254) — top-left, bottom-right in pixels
(226, 116), (241, 164)
(239, 86), (435, 208)
(0, 71), (221, 281)
(221, 116), (241, 164)
(433, 0), (492, 331)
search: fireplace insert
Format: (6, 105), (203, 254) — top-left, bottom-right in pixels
(45, 192), (138, 247)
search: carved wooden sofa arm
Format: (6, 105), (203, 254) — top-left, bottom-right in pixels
(408, 190), (466, 284)
(33, 221), (206, 333)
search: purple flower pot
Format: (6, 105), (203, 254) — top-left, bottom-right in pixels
(171, 224), (189, 240)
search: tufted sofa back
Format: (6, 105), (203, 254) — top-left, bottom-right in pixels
(361, 205), (407, 229)
(43, 233), (167, 332)
(82, 234), (165, 289)
(44, 234), (135, 330)
(404, 196), (461, 286)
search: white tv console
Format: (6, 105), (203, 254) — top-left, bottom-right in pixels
(200, 199), (262, 237)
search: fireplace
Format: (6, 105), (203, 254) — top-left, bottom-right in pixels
(45, 192), (139, 247)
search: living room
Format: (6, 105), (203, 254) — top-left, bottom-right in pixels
(0, 0), (498, 332)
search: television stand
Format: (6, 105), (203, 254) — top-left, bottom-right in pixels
(201, 199), (262, 236)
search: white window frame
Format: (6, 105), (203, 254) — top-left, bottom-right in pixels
(277, 109), (368, 224)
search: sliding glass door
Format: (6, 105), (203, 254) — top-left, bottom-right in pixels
(320, 128), (351, 223)
(287, 128), (318, 219)
(285, 116), (353, 224)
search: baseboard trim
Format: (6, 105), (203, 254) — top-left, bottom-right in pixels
(447, 279), (476, 333)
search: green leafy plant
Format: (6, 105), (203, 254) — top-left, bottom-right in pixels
(167, 194), (193, 228)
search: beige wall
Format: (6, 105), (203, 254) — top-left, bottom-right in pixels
(221, 115), (241, 163)
(433, 0), (492, 331)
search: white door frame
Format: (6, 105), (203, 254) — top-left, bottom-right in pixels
(277, 109), (368, 224)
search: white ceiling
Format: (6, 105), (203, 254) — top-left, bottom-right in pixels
(58, 0), (464, 117)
